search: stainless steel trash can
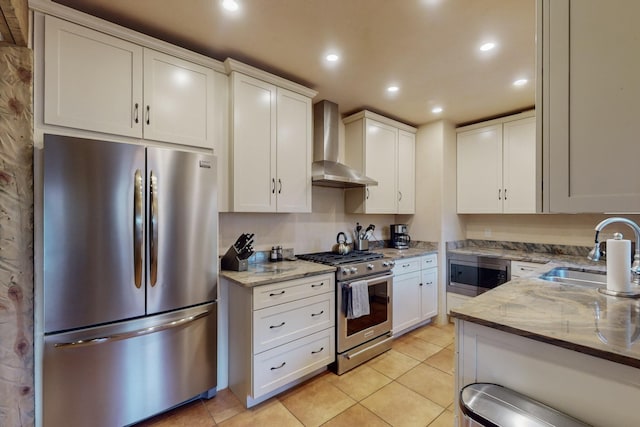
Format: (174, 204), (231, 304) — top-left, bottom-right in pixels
(460, 383), (590, 427)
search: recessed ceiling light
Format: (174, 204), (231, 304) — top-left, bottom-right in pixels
(432, 106), (443, 114)
(222, 0), (239, 11)
(479, 42), (496, 51)
(513, 78), (528, 86)
(326, 54), (339, 62)
(387, 86), (399, 93)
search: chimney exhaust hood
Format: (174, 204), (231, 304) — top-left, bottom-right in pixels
(312, 100), (377, 188)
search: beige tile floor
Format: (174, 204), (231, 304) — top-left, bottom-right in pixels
(137, 322), (455, 427)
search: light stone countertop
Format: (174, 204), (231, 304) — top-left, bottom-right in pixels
(451, 260), (640, 369)
(220, 260), (336, 288)
(377, 244), (438, 260)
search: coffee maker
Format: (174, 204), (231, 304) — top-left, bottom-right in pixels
(390, 224), (411, 249)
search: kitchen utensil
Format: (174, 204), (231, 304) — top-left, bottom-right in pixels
(355, 222), (362, 240)
(333, 232), (351, 255)
(363, 224), (375, 240)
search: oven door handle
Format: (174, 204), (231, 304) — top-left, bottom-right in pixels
(343, 273), (393, 287)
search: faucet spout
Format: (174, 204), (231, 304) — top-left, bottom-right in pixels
(589, 217), (640, 284)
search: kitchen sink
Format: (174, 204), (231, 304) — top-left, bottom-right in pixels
(539, 267), (606, 287)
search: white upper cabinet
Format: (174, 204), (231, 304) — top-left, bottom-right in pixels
(44, 15), (143, 138)
(502, 117), (537, 213)
(456, 112), (538, 214)
(142, 50), (214, 148)
(43, 15), (215, 149)
(541, 0), (640, 212)
(344, 111), (417, 214)
(397, 130), (416, 214)
(275, 88), (313, 213)
(229, 71), (313, 213)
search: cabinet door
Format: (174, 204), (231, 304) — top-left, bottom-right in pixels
(365, 119), (398, 213)
(544, 0), (640, 212)
(420, 268), (438, 320)
(503, 117), (537, 213)
(276, 88), (312, 212)
(392, 270), (422, 335)
(143, 49), (214, 148)
(397, 130), (416, 214)
(231, 72), (277, 212)
(44, 15), (142, 137)
(456, 124), (503, 213)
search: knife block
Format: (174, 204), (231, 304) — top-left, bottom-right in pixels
(221, 246), (249, 271)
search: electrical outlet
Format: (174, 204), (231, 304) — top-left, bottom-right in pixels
(484, 228), (492, 238)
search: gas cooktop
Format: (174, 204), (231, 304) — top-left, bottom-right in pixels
(297, 251), (384, 266)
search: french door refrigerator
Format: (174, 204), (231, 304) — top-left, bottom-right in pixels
(40, 134), (218, 427)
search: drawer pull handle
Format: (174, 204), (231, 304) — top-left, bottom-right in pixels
(269, 322), (285, 329)
(311, 282), (324, 288)
(311, 310), (324, 317)
(426, 282), (433, 285)
(311, 347), (324, 354)
(269, 290), (285, 297)
(425, 260), (433, 263)
(271, 362), (286, 370)
(402, 263), (410, 268)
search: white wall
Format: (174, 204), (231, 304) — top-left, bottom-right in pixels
(219, 186), (397, 254)
(464, 213), (640, 246)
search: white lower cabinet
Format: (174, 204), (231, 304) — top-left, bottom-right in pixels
(228, 273), (335, 407)
(456, 320), (640, 426)
(510, 260), (544, 279)
(392, 254), (438, 336)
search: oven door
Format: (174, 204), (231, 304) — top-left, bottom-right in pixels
(336, 274), (393, 354)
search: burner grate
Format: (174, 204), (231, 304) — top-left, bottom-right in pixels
(297, 251), (383, 266)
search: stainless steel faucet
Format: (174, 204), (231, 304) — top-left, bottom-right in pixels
(588, 217), (640, 284)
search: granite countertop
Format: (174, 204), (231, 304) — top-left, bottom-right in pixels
(220, 260), (336, 288)
(451, 261), (640, 369)
(447, 246), (601, 267)
(377, 243), (438, 260)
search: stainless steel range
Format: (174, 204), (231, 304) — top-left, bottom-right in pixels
(297, 251), (394, 374)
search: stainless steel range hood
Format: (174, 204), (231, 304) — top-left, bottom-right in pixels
(312, 100), (377, 188)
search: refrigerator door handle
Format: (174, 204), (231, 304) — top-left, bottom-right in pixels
(53, 308), (212, 349)
(133, 169), (143, 288)
(149, 171), (159, 286)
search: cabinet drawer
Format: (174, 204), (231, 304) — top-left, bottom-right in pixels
(422, 254), (438, 269)
(253, 329), (335, 398)
(392, 257), (421, 275)
(253, 293), (335, 354)
(511, 260), (543, 278)
(253, 273), (334, 310)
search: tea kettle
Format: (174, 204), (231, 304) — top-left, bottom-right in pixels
(333, 232), (351, 255)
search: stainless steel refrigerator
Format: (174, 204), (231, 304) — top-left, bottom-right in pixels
(40, 134), (218, 427)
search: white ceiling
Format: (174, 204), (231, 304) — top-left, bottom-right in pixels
(53, 0), (536, 127)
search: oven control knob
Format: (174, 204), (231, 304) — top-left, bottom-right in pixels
(367, 263), (375, 270)
(383, 260), (395, 267)
(340, 267), (350, 276)
(350, 267), (358, 274)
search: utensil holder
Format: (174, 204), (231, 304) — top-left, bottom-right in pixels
(355, 239), (369, 251)
(221, 246), (249, 271)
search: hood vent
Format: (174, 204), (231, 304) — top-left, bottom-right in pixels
(312, 100), (377, 188)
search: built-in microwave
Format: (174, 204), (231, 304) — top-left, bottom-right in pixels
(447, 253), (510, 297)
